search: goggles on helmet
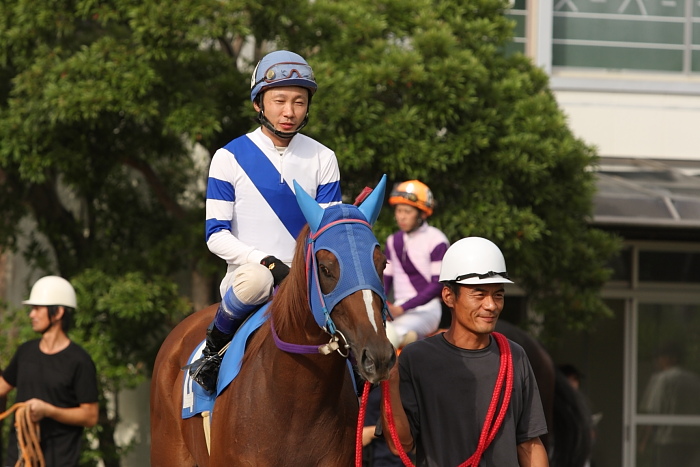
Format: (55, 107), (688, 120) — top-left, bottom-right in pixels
(392, 191), (419, 202)
(253, 62), (315, 87)
(454, 271), (510, 282)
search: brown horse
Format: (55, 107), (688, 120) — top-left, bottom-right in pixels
(496, 320), (592, 467)
(151, 178), (396, 466)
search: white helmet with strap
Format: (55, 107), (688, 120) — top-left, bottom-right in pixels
(23, 275), (77, 308)
(439, 237), (513, 285)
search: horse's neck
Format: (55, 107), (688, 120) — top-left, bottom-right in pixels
(263, 326), (353, 398)
(260, 306), (356, 406)
(272, 305), (329, 346)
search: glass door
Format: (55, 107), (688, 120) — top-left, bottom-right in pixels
(632, 302), (700, 467)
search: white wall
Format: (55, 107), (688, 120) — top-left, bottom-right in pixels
(116, 382), (151, 467)
(554, 90), (700, 161)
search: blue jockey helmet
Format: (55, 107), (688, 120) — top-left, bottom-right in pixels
(250, 50), (318, 103)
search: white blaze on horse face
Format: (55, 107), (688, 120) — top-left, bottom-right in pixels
(362, 290), (379, 332)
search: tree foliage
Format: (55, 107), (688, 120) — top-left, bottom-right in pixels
(1, 0), (618, 461)
(70, 270), (190, 464)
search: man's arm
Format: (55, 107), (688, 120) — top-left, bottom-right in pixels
(380, 363), (415, 455)
(0, 376), (13, 398)
(516, 437), (549, 467)
(25, 399), (98, 427)
(205, 148), (267, 266)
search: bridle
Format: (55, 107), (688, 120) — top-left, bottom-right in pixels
(270, 213), (388, 358)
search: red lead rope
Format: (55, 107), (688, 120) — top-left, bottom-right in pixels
(356, 382), (371, 467)
(375, 332), (513, 467)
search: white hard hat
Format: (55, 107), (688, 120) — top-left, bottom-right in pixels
(439, 237), (513, 285)
(22, 275), (77, 308)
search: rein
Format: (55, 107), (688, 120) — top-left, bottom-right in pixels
(355, 381), (372, 467)
(381, 332), (514, 467)
(0, 402), (46, 467)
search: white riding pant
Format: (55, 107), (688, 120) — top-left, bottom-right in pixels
(390, 297), (442, 341)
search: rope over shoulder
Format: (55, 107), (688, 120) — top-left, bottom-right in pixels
(380, 332), (514, 467)
(0, 402), (46, 467)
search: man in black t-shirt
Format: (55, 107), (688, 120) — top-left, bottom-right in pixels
(0, 276), (98, 467)
(382, 238), (549, 467)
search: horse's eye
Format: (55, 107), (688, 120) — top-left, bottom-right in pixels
(319, 264), (333, 278)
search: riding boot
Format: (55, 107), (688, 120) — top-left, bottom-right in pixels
(189, 321), (236, 394)
(190, 263), (274, 394)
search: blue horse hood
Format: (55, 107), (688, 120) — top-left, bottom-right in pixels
(306, 204), (387, 331)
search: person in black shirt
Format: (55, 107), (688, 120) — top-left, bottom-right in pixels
(382, 238), (549, 467)
(0, 276), (98, 467)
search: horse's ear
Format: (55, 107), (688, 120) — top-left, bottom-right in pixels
(358, 174), (387, 226)
(294, 180), (325, 233)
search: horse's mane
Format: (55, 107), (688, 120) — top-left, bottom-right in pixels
(243, 224), (312, 357)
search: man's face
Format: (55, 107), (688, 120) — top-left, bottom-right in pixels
(29, 305), (52, 333)
(444, 283), (505, 337)
(394, 204), (425, 233)
(255, 86), (309, 143)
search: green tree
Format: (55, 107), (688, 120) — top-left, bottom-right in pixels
(289, 0), (621, 335)
(0, 1), (245, 462)
(70, 270), (190, 465)
(0, 0), (618, 462)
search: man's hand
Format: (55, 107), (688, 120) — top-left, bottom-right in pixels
(381, 362), (415, 455)
(26, 398), (51, 422)
(25, 399), (99, 427)
(260, 256), (290, 287)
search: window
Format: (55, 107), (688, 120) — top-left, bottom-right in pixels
(553, 0), (700, 74)
(635, 302), (700, 467)
(639, 251), (700, 282)
(506, 0), (528, 55)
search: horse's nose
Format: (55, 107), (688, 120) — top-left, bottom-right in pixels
(361, 347), (396, 383)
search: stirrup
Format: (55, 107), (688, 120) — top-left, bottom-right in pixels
(188, 355), (222, 394)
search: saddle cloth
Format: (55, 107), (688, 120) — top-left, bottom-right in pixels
(181, 303), (269, 419)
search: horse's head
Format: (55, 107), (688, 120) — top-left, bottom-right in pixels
(294, 176), (396, 384)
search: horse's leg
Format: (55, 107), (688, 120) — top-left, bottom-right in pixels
(151, 305), (218, 467)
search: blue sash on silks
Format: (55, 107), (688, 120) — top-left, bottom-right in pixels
(181, 304), (270, 419)
(225, 137), (306, 239)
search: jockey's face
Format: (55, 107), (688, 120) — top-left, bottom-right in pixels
(394, 204), (425, 233)
(254, 86), (309, 146)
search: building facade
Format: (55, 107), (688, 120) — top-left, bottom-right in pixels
(509, 0), (700, 465)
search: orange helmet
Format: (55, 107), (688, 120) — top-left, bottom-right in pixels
(389, 180), (435, 216)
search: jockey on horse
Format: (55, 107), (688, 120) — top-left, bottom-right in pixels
(189, 50), (342, 393)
